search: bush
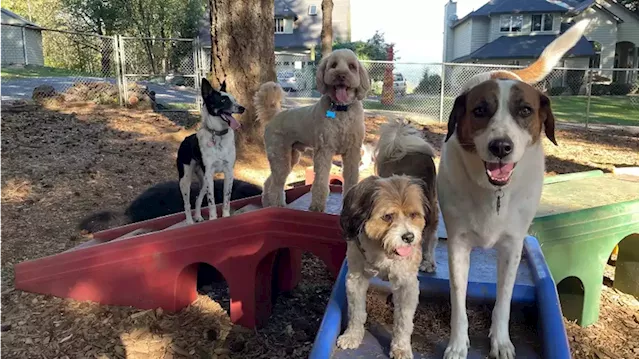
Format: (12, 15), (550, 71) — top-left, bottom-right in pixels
(548, 87), (567, 96)
(590, 84), (609, 96)
(415, 70), (442, 94)
(609, 82), (635, 96)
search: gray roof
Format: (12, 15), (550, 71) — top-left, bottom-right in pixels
(1, 8), (42, 28)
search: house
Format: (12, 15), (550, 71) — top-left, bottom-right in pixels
(442, 0), (638, 77)
(199, 0), (351, 70)
(1, 8), (44, 66)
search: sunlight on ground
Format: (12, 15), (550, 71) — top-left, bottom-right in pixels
(1, 179), (33, 203)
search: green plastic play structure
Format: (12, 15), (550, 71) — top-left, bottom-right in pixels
(529, 170), (639, 327)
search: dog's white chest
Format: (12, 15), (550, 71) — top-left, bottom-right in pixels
(198, 131), (236, 173)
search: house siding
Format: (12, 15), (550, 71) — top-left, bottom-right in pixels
(1, 12), (44, 66)
(24, 28), (44, 66)
(489, 13), (562, 41)
(452, 19), (472, 60)
(1, 24), (25, 65)
(574, 6), (617, 72)
(470, 18), (490, 52)
(598, 0), (639, 45)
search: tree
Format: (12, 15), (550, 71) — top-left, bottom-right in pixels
(415, 69), (442, 94)
(620, 0), (638, 13)
(330, 31), (396, 81)
(209, 0), (276, 152)
(320, 0), (333, 57)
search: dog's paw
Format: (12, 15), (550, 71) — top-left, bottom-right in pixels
(193, 215), (204, 223)
(419, 258), (436, 273)
(222, 210), (231, 218)
(390, 343), (413, 359)
(308, 204), (326, 213)
(489, 334), (515, 359)
(443, 335), (469, 359)
(336, 331), (364, 350)
(186, 218), (195, 225)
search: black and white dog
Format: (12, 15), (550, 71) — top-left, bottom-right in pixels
(177, 78), (245, 224)
(78, 179), (263, 233)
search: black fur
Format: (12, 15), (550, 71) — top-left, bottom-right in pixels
(340, 176), (380, 240)
(78, 179), (262, 233)
(445, 93), (467, 142)
(176, 134), (204, 178)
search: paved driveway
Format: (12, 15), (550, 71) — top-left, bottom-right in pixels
(1, 76), (197, 106)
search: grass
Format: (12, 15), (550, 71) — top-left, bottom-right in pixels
(1, 65), (97, 79)
(363, 94), (638, 127)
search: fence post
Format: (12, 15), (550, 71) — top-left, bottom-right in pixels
(117, 35), (128, 106)
(113, 35), (124, 106)
(439, 63), (446, 123)
(21, 26), (29, 65)
(193, 37), (202, 111)
(585, 68), (592, 130)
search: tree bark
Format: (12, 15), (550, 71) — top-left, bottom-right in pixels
(209, 0), (276, 153)
(320, 0), (333, 58)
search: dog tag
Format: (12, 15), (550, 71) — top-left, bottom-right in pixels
(207, 140), (215, 147)
(325, 110), (336, 119)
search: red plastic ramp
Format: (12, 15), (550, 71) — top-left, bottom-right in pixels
(14, 185), (347, 328)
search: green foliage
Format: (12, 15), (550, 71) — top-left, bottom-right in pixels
(415, 69), (441, 94)
(332, 31), (396, 62)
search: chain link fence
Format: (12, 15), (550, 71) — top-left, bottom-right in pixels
(2, 24), (638, 127)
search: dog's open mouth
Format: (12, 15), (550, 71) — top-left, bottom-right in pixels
(395, 246), (413, 257)
(334, 85), (350, 104)
(485, 162), (516, 186)
(220, 112), (241, 130)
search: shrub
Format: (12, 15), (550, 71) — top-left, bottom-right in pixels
(415, 70), (442, 94)
(590, 84), (609, 96)
(609, 82), (635, 96)
(548, 87), (567, 96)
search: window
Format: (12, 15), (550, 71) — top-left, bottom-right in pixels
(500, 14), (523, 32)
(508, 60), (521, 66)
(589, 41), (601, 68)
(274, 18), (285, 33)
(308, 5), (318, 15)
(532, 14), (553, 32)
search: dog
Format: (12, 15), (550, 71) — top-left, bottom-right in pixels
(78, 179), (263, 233)
(177, 78), (244, 224)
(255, 49), (370, 212)
(438, 20), (589, 359)
(337, 175), (434, 359)
(375, 119), (439, 273)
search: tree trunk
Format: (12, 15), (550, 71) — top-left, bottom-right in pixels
(209, 0), (276, 153)
(320, 0), (333, 58)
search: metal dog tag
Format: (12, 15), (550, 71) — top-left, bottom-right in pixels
(325, 110), (336, 119)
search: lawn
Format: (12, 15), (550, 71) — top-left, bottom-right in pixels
(1, 65), (97, 79)
(362, 94), (639, 127)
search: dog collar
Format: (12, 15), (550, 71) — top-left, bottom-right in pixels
(209, 128), (229, 137)
(331, 102), (350, 111)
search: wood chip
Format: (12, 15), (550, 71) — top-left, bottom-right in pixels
(59, 334), (73, 344)
(130, 309), (152, 320)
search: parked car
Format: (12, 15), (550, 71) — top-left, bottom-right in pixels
(393, 73), (407, 96)
(277, 70), (308, 91)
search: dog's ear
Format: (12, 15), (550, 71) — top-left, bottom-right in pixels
(445, 93), (467, 142)
(355, 60), (371, 101)
(201, 78), (214, 98)
(219, 79), (227, 93)
(539, 92), (557, 146)
(315, 54), (329, 94)
(340, 176), (379, 240)
(408, 177), (433, 220)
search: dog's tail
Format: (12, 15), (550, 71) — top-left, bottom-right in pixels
(254, 81), (285, 122)
(375, 119), (435, 167)
(513, 19), (589, 84)
(77, 210), (128, 233)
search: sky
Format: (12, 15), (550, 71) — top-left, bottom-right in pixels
(350, 0), (487, 63)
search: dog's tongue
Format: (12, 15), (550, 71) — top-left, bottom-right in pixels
(335, 87), (349, 103)
(486, 162), (515, 180)
(395, 246), (412, 257)
(222, 113), (241, 130)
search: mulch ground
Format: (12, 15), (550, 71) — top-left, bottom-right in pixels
(1, 100), (638, 358)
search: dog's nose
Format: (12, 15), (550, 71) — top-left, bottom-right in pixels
(401, 232), (414, 244)
(337, 73), (347, 81)
(238, 106), (245, 113)
(488, 138), (514, 158)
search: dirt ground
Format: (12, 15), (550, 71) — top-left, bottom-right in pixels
(1, 101), (638, 358)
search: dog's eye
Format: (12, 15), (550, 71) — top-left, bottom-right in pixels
(381, 213), (394, 222)
(408, 212), (422, 219)
(518, 107), (532, 117)
(349, 63), (356, 71)
(472, 107), (486, 117)
(330, 62), (337, 69)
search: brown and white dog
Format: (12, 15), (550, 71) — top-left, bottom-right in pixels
(338, 175), (434, 359)
(438, 20), (589, 359)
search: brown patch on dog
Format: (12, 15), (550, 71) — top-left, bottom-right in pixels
(490, 70), (521, 81)
(509, 82), (557, 145)
(446, 80), (499, 152)
(363, 176), (427, 244)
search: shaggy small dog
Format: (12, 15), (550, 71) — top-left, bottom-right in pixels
(255, 49), (370, 212)
(177, 78), (244, 224)
(375, 119), (439, 273)
(78, 179), (263, 233)
(337, 175), (436, 359)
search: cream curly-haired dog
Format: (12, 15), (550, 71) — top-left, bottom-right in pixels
(255, 49), (370, 211)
